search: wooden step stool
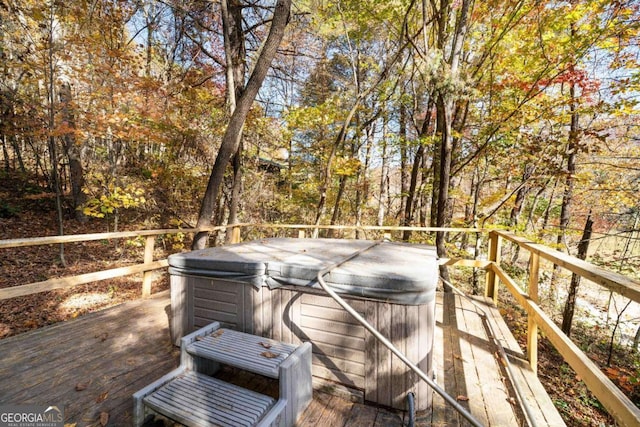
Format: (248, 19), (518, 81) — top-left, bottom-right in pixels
(133, 322), (312, 427)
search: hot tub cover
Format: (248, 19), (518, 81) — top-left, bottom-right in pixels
(168, 238), (438, 304)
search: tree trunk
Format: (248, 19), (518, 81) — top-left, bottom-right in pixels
(525, 183), (547, 232)
(435, 94), (454, 287)
(47, 2), (65, 266)
(329, 175), (347, 235)
(60, 82), (87, 222)
(509, 162), (535, 227)
(541, 177), (558, 234)
(460, 163), (478, 251)
(399, 103), (409, 221)
(1, 135), (9, 171)
(433, 0), (472, 288)
(377, 118), (389, 227)
(402, 144), (423, 241)
(618, 212), (639, 272)
(551, 78), (579, 289)
(225, 144), (242, 244)
(355, 123), (373, 239)
(419, 146), (431, 227)
(471, 164), (484, 294)
(222, 0), (247, 244)
(633, 324), (640, 352)
(192, 0), (292, 250)
(403, 99), (433, 241)
(10, 136), (25, 172)
(561, 212), (593, 336)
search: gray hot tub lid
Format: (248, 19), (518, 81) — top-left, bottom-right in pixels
(168, 238), (438, 303)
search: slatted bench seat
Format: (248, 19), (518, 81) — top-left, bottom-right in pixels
(134, 322), (312, 427)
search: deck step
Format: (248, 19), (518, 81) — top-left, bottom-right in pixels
(135, 322), (312, 427)
(143, 370), (275, 427)
(185, 327), (299, 379)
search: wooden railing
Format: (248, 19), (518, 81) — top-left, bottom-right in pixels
(1, 224), (639, 426)
(0, 226), (222, 300)
(485, 230), (640, 427)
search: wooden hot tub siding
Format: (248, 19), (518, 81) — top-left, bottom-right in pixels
(171, 275), (434, 411)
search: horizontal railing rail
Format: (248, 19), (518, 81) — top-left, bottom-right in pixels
(1, 224), (640, 426)
(495, 231), (640, 303)
(0, 226), (224, 300)
(0, 228), (203, 249)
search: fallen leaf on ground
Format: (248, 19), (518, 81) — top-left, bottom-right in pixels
(261, 351), (279, 359)
(96, 391), (108, 403)
(211, 329), (224, 337)
(259, 342), (272, 349)
(195, 335), (204, 341)
(99, 412), (109, 426)
(75, 382), (88, 391)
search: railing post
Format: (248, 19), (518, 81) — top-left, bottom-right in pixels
(527, 252), (540, 373)
(485, 230), (501, 304)
(142, 235), (155, 297)
(298, 230), (306, 239)
(230, 226), (241, 244)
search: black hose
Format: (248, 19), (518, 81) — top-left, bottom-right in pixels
(406, 392), (416, 427)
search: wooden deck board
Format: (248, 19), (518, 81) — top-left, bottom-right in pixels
(0, 290), (563, 426)
(472, 295), (567, 426)
(454, 294), (488, 425)
(0, 290), (180, 426)
(458, 295), (518, 426)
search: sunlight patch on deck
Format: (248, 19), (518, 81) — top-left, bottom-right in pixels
(59, 292), (113, 312)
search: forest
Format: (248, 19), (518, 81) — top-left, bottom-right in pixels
(1, 0), (640, 425)
(2, 0), (639, 249)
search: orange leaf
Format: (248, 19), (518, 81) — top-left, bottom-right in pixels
(261, 351), (279, 359)
(604, 367), (620, 380)
(457, 395), (469, 401)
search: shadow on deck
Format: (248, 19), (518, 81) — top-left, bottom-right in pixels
(0, 290), (564, 426)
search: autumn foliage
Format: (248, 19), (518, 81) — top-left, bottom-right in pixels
(1, 0), (640, 424)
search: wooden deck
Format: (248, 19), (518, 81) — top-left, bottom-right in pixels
(0, 290), (564, 426)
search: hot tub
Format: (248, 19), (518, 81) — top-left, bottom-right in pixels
(168, 238), (438, 410)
